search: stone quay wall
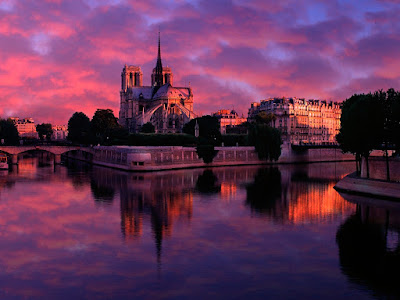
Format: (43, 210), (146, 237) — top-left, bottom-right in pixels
(361, 156), (400, 182)
(65, 142), (356, 171)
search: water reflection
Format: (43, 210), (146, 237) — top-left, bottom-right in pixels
(0, 158), (369, 299)
(85, 166), (195, 264)
(65, 159), (92, 189)
(0, 170), (15, 191)
(337, 193), (400, 298)
(245, 165), (355, 224)
(90, 180), (115, 205)
(195, 169), (221, 194)
(246, 167), (282, 216)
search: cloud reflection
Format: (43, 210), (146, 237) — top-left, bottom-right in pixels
(0, 159), (360, 298)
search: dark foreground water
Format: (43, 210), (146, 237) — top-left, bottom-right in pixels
(0, 157), (397, 299)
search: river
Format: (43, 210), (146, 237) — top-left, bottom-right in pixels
(0, 156), (397, 299)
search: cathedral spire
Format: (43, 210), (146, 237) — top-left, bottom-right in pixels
(157, 30), (162, 64)
(154, 30), (163, 87)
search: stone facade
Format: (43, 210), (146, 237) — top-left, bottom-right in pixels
(66, 144), (355, 172)
(213, 109), (247, 134)
(248, 97), (341, 145)
(9, 117), (38, 138)
(52, 125), (68, 140)
(119, 34), (196, 133)
(360, 156), (400, 182)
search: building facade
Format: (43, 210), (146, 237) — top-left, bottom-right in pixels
(213, 109), (247, 134)
(119, 34), (196, 133)
(10, 117), (38, 138)
(52, 125), (68, 140)
(248, 97), (341, 145)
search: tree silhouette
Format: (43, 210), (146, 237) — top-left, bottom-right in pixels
(36, 123), (53, 141)
(248, 124), (282, 161)
(140, 122), (155, 133)
(91, 109), (119, 144)
(0, 119), (19, 145)
(183, 115), (221, 145)
(336, 93), (384, 177)
(67, 112), (91, 145)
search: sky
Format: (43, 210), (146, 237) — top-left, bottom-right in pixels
(0, 0), (399, 124)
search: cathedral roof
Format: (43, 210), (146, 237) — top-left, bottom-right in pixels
(129, 84), (191, 100)
(130, 87), (153, 99)
(152, 84), (191, 100)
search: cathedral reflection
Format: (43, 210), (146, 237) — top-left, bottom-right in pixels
(85, 162), (356, 266)
(336, 195), (400, 298)
(89, 167), (194, 262)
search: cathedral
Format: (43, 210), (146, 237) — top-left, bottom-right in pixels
(118, 34), (197, 133)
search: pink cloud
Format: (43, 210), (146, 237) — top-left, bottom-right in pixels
(0, 0), (398, 124)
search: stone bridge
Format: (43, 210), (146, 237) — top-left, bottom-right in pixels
(0, 146), (93, 164)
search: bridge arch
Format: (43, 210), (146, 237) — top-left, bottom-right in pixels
(0, 146), (93, 164)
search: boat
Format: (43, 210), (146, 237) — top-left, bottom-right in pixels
(0, 153), (8, 170)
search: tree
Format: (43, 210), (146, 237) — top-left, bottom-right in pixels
(248, 124), (282, 161)
(196, 144), (219, 163)
(255, 112), (276, 126)
(381, 88), (400, 153)
(140, 122), (155, 133)
(183, 115), (222, 145)
(336, 93), (384, 178)
(183, 116), (221, 163)
(0, 119), (19, 145)
(91, 109), (119, 144)
(67, 112), (91, 145)
(36, 123), (53, 141)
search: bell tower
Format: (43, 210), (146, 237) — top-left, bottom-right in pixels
(151, 32), (174, 87)
(121, 65), (142, 90)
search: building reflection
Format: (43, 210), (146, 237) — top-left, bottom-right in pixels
(84, 162), (356, 266)
(285, 178), (353, 224)
(86, 166), (261, 265)
(337, 193), (400, 298)
(89, 167), (194, 263)
(220, 182), (237, 202)
(246, 164), (355, 224)
(0, 171), (15, 195)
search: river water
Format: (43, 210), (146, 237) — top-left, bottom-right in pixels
(0, 156), (397, 299)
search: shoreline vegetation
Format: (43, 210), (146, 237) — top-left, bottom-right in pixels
(65, 111), (283, 164)
(335, 88), (400, 201)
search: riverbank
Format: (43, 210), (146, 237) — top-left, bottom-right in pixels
(64, 143), (359, 171)
(334, 173), (400, 200)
